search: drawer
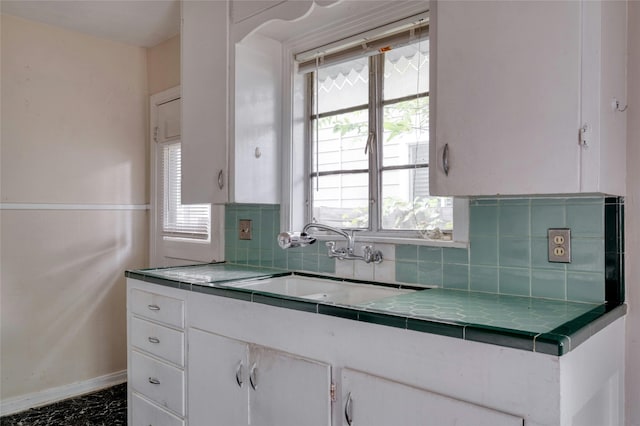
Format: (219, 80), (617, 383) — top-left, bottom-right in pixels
(131, 350), (185, 416)
(131, 393), (184, 426)
(130, 289), (184, 328)
(131, 317), (184, 366)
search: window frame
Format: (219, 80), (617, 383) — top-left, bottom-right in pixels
(307, 51), (436, 235)
(280, 10), (468, 247)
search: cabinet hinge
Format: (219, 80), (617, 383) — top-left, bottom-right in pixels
(330, 382), (336, 402)
(153, 126), (159, 143)
(579, 123), (590, 147)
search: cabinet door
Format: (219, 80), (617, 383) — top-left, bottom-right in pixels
(249, 345), (331, 426)
(341, 369), (523, 426)
(181, 0), (228, 204)
(188, 328), (249, 426)
(430, 0), (582, 196)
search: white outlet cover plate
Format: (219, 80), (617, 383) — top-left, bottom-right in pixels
(548, 228), (571, 263)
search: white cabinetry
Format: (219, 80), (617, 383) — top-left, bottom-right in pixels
(188, 327), (332, 426)
(127, 277), (624, 426)
(180, 0), (229, 204)
(127, 281), (186, 426)
(429, 0), (627, 196)
(340, 368), (523, 426)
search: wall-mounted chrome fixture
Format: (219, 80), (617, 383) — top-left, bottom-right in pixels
(277, 231), (316, 249)
(277, 223), (383, 264)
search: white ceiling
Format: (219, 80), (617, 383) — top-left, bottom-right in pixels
(1, 0), (180, 48)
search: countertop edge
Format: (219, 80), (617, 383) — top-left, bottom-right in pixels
(125, 266), (625, 356)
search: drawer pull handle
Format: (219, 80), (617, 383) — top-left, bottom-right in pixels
(148, 337), (160, 344)
(147, 304), (160, 311)
(235, 361), (244, 387)
(148, 377), (160, 385)
(249, 363), (258, 390)
(345, 392), (353, 425)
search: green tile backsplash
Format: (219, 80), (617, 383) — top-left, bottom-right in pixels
(225, 204), (336, 275)
(225, 197), (611, 304)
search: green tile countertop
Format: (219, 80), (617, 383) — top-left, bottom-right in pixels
(126, 263), (626, 356)
(127, 263), (290, 286)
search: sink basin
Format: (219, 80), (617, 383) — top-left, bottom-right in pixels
(225, 275), (413, 305)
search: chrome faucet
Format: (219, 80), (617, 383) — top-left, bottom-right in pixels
(277, 223), (383, 264)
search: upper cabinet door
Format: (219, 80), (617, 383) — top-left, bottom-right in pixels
(429, 0), (626, 197)
(181, 0), (229, 204)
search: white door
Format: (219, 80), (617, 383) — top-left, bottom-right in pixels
(430, 0), (582, 196)
(150, 88), (223, 267)
(188, 328), (250, 426)
(341, 368), (523, 426)
(249, 345), (332, 426)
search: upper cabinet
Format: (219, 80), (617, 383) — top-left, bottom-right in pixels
(180, 0), (229, 205)
(429, 0), (627, 197)
(181, 0), (320, 205)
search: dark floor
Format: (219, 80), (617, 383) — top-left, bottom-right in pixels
(0, 383), (126, 426)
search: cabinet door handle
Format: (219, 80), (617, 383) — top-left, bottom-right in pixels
(249, 362), (258, 390)
(147, 304), (160, 311)
(345, 392), (353, 425)
(148, 377), (160, 385)
(218, 169), (224, 190)
(442, 143), (450, 176)
(235, 361), (244, 387)
(148, 337), (160, 344)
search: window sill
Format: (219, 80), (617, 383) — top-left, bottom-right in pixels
(312, 234), (469, 249)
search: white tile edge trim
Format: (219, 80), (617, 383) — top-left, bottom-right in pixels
(0, 203), (150, 210)
(0, 370), (127, 417)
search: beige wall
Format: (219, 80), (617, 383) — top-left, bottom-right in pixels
(147, 34), (180, 95)
(0, 15), (148, 401)
(626, 2), (640, 425)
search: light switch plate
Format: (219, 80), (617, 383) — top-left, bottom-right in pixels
(239, 219), (252, 240)
(548, 228), (571, 263)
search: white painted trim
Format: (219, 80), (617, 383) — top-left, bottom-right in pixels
(0, 370), (127, 417)
(0, 203), (149, 211)
(149, 86), (181, 267)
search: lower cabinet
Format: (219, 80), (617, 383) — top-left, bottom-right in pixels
(127, 280), (186, 425)
(188, 327), (332, 426)
(128, 278), (624, 426)
(340, 368), (523, 426)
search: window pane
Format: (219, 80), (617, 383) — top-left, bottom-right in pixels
(161, 142), (210, 240)
(313, 110), (369, 173)
(381, 169), (452, 231)
(311, 174), (369, 229)
(316, 57), (369, 114)
(384, 38), (429, 100)
(382, 97), (429, 167)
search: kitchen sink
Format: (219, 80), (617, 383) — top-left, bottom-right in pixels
(224, 275), (413, 305)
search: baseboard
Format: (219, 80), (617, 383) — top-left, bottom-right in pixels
(0, 370), (127, 417)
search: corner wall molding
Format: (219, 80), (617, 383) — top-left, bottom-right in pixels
(0, 370), (127, 417)
(0, 203), (150, 211)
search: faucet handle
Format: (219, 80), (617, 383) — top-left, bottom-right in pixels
(362, 245), (383, 264)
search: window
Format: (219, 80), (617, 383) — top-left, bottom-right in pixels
(303, 24), (453, 238)
(160, 141), (211, 241)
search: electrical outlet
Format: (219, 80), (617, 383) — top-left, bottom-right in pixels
(548, 228), (571, 263)
(239, 219), (252, 240)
